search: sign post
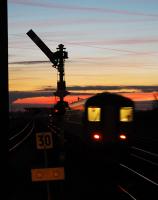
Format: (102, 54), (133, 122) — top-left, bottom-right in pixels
(36, 132), (53, 150)
(32, 132), (64, 200)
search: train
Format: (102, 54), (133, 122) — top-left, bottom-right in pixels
(63, 92), (134, 153)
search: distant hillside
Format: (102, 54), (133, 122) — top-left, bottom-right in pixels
(10, 103), (54, 112)
(134, 100), (155, 110)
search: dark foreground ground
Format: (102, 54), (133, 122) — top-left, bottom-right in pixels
(8, 133), (124, 200)
(8, 109), (158, 200)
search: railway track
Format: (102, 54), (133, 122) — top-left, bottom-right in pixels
(8, 120), (35, 152)
(119, 145), (158, 199)
(9, 111), (158, 200)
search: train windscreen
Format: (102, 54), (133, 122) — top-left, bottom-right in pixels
(120, 107), (133, 122)
(88, 107), (101, 122)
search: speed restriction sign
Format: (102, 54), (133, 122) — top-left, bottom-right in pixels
(36, 132), (53, 149)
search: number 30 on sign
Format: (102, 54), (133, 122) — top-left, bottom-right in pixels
(36, 132), (53, 149)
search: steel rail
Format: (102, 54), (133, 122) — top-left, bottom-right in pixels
(9, 122), (34, 152)
(118, 185), (137, 200)
(9, 120), (33, 141)
(120, 163), (158, 186)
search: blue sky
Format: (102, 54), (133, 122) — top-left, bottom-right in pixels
(8, 0), (158, 94)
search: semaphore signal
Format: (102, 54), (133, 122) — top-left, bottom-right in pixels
(26, 29), (70, 111)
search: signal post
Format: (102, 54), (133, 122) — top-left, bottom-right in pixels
(27, 30), (69, 200)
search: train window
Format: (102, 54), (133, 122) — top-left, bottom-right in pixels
(88, 107), (101, 122)
(120, 107), (133, 122)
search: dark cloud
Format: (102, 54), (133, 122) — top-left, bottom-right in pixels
(39, 85), (121, 91)
(41, 85), (158, 92)
(9, 90), (53, 103)
(9, 60), (50, 65)
(118, 85), (158, 92)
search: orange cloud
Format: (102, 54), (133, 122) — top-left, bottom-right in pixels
(14, 96), (55, 104)
(13, 95), (91, 105)
(121, 92), (157, 101)
(13, 92), (157, 105)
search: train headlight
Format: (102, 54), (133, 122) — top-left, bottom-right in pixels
(91, 131), (103, 141)
(119, 134), (127, 140)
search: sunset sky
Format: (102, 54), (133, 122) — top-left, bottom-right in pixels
(8, 0), (158, 108)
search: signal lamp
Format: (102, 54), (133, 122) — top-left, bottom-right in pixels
(119, 134), (127, 140)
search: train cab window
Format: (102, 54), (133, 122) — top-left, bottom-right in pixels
(120, 107), (133, 122)
(88, 107), (101, 122)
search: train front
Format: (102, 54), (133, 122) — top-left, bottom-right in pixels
(82, 93), (134, 161)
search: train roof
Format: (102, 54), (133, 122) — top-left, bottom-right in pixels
(69, 98), (87, 110)
(85, 92), (134, 106)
